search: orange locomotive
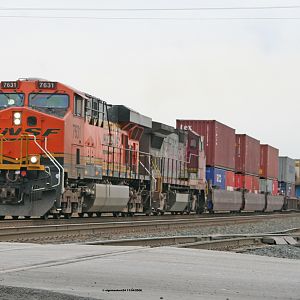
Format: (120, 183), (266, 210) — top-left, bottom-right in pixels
(0, 78), (205, 219)
(0, 78), (145, 219)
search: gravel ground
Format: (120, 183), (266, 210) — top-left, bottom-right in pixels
(243, 245), (300, 259)
(0, 286), (97, 300)
(65, 216), (300, 242)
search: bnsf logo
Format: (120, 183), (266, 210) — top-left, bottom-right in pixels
(0, 128), (60, 137)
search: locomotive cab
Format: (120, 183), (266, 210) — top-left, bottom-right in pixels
(0, 79), (71, 218)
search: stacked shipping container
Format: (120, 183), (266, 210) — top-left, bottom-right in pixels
(177, 120), (292, 199)
(235, 174), (261, 193)
(278, 157), (296, 198)
(177, 120), (235, 169)
(295, 160), (300, 198)
(259, 144), (279, 195)
(226, 170), (235, 191)
(235, 134), (260, 193)
(177, 120), (235, 190)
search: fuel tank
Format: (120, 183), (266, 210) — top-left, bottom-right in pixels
(167, 192), (189, 212)
(84, 184), (129, 213)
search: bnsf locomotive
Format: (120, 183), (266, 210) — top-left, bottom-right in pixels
(0, 78), (206, 219)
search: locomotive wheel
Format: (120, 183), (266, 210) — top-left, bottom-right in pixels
(78, 213), (84, 218)
(160, 212), (165, 216)
(88, 212), (93, 218)
(96, 212), (102, 217)
(24, 216), (31, 219)
(53, 214), (60, 219)
(113, 212), (119, 217)
(64, 213), (72, 219)
(0, 216), (5, 220)
(180, 212), (184, 215)
(12, 216), (19, 220)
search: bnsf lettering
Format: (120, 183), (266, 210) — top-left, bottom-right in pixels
(9, 128), (22, 136)
(42, 129), (60, 136)
(0, 128), (60, 136)
(25, 128), (41, 136)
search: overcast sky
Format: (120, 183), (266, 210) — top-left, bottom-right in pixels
(1, 0), (299, 157)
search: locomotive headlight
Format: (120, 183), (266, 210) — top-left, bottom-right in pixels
(30, 156), (38, 164)
(14, 119), (21, 125)
(13, 112), (22, 126)
(14, 112), (21, 119)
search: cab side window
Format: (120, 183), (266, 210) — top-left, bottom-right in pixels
(74, 95), (84, 117)
(85, 97), (106, 127)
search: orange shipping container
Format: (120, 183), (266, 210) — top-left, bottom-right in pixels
(235, 134), (260, 175)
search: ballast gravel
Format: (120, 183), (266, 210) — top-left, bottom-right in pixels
(243, 245), (300, 260)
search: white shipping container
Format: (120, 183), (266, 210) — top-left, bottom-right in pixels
(278, 157), (295, 184)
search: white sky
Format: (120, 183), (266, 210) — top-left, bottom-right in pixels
(1, 0), (300, 158)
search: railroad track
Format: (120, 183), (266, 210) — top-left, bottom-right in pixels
(88, 228), (300, 251)
(0, 213), (299, 243)
(0, 210), (298, 227)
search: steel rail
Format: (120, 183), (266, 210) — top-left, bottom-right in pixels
(0, 211), (298, 227)
(0, 213), (299, 242)
(87, 228), (300, 250)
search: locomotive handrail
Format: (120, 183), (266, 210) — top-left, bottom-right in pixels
(28, 134), (62, 192)
(139, 160), (156, 182)
(101, 143), (199, 166)
(45, 137), (65, 194)
(0, 134), (4, 164)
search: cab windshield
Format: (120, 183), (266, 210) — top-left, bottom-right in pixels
(0, 93), (24, 109)
(29, 93), (69, 108)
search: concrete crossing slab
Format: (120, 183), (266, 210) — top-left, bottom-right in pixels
(0, 242), (299, 300)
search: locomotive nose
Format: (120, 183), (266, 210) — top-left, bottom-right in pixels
(0, 107), (63, 166)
